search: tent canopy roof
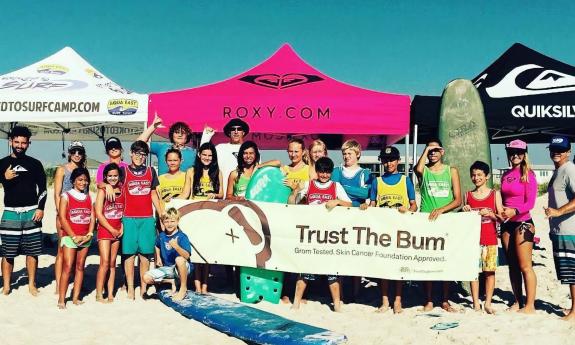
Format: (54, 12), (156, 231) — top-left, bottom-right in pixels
(149, 44), (410, 149)
(411, 43), (575, 143)
(0, 47), (147, 141)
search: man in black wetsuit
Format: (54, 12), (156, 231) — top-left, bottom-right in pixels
(0, 126), (47, 296)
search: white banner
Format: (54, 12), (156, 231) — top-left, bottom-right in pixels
(169, 199), (481, 281)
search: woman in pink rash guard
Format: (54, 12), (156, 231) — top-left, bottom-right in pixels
(500, 139), (538, 313)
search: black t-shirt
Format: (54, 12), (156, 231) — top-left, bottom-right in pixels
(0, 155), (47, 210)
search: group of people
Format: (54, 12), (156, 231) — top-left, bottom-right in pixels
(0, 119), (574, 321)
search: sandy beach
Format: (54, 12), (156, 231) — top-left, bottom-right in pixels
(0, 189), (574, 345)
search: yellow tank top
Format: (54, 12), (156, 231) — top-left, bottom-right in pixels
(282, 164), (310, 185)
(158, 172), (186, 202)
(193, 174), (214, 200)
(375, 175), (409, 208)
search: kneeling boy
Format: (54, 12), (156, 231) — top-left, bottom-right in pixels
(143, 208), (193, 301)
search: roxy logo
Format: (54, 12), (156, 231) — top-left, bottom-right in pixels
(239, 73), (323, 89)
(511, 105), (575, 118)
(486, 64), (575, 98)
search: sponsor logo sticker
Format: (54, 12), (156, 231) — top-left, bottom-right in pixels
(36, 64), (69, 75)
(107, 99), (138, 115)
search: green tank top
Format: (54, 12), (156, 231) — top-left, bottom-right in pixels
(233, 173), (251, 197)
(420, 165), (453, 212)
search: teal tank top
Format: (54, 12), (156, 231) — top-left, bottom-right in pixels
(420, 165), (453, 212)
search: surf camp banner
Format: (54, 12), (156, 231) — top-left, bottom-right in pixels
(168, 199), (481, 281)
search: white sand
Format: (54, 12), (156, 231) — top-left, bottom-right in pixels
(0, 189), (574, 345)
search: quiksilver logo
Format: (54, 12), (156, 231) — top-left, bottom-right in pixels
(486, 64), (575, 98)
(511, 105), (575, 118)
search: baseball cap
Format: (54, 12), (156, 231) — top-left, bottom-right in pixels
(379, 146), (400, 161)
(505, 139), (528, 152)
(547, 135), (571, 152)
(223, 119), (250, 137)
(68, 141), (85, 152)
(105, 137), (123, 152)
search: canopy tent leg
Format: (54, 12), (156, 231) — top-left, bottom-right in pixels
(404, 133), (410, 177)
(412, 124), (418, 183)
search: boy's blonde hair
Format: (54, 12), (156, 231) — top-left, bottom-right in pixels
(341, 139), (361, 157)
(161, 207), (180, 222)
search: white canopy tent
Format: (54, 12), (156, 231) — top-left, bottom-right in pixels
(0, 47), (147, 143)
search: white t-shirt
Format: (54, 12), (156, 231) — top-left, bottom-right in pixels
(296, 180), (351, 205)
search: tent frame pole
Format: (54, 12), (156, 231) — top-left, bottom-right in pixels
(412, 124), (418, 183)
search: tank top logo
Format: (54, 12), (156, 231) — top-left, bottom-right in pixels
(426, 180), (450, 197)
(128, 180), (151, 196)
(70, 208), (91, 224)
(377, 194), (404, 208)
(104, 203), (124, 220)
(308, 192), (334, 204)
(470, 207), (494, 224)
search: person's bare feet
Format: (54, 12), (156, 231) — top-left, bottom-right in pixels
(517, 306), (536, 314)
(441, 301), (457, 313)
(561, 311), (575, 321)
(2, 287), (10, 295)
(127, 289), (135, 300)
(96, 294), (108, 303)
(506, 302), (520, 312)
(172, 290), (187, 301)
(393, 301), (403, 314)
(281, 296), (292, 304)
(422, 301), (434, 312)
(376, 302), (390, 313)
(333, 302), (342, 313)
(107, 296), (114, 303)
(29, 286), (39, 296)
(484, 304), (496, 314)
(72, 299), (85, 306)
(473, 302), (482, 312)
(57, 302), (66, 309)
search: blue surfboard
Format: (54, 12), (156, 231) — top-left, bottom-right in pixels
(160, 291), (347, 345)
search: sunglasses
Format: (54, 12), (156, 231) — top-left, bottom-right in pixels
(506, 150), (526, 156)
(69, 149), (84, 156)
(230, 126), (244, 132)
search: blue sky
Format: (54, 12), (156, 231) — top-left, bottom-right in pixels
(1, 1), (574, 167)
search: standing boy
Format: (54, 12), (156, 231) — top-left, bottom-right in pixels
(544, 136), (575, 321)
(289, 157), (351, 312)
(362, 146), (417, 313)
(462, 161), (503, 314)
(414, 138), (462, 312)
(120, 140), (162, 299)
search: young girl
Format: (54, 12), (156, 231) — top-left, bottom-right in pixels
(308, 139), (327, 180)
(282, 138), (310, 190)
(53, 141), (87, 294)
(181, 142), (223, 293)
(57, 167), (95, 309)
(463, 161), (503, 314)
(95, 163), (125, 303)
(226, 141), (260, 200)
(500, 139), (538, 313)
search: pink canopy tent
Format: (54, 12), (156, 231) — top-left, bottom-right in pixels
(148, 44), (410, 149)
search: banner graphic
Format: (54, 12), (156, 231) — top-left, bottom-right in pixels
(169, 199), (481, 281)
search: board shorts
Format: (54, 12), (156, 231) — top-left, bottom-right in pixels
(479, 245), (498, 272)
(122, 217), (156, 255)
(60, 236), (92, 249)
(147, 262), (192, 282)
(551, 233), (575, 285)
(299, 274), (339, 284)
(0, 207), (42, 258)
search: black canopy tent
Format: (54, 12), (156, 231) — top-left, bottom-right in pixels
(411, 43), (575, 144)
